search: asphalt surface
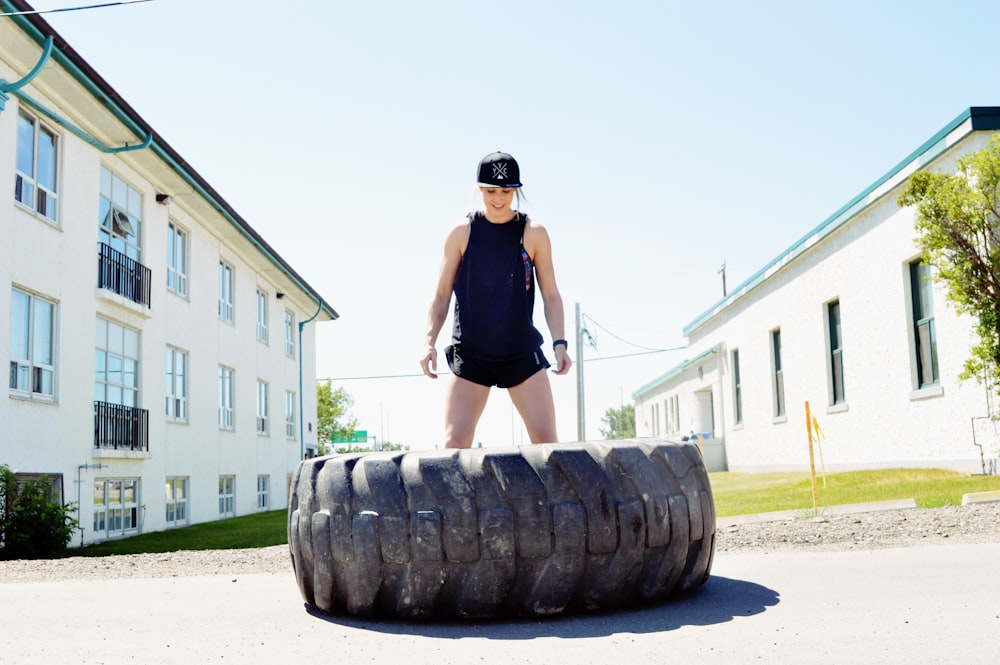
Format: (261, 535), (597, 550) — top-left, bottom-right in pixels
(4, 542), (998, 664)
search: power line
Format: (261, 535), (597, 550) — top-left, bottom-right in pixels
(319, 372), (451, 382)
(581, 313), (678, 353)
(2, 0), (155, 17)
(585, 346), (688, 363)
(318, 345), (687, 382)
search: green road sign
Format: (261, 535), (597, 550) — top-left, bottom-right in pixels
(332, 429), (368, 443)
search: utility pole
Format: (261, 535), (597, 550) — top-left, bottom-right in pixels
(718, 261), (727, 296)
(576, 302), (585, 441)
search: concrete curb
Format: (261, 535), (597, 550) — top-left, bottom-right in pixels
(717, 498), (918, 527)
(961, 490), (1000, 505)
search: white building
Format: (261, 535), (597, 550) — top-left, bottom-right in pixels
(1, 4), (337, 546)
(634, 107), (1000, 474)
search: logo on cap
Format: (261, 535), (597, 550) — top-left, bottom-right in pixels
(477, 151), (522, 187)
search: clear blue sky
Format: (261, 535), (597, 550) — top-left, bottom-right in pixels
(32, 0), (1000, 449)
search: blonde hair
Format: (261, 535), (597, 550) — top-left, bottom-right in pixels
(474, 186), (527, 213)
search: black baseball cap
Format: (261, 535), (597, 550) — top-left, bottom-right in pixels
(476, 151), (522, 188)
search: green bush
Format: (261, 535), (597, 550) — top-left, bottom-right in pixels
(0, 465), (78, 560)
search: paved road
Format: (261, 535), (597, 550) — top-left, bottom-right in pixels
(3, 543), (998, 664)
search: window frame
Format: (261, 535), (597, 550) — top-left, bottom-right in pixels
(256, 379), (270, 435)
(285, 390), (296, 440)
(910, 260), (939, 389)
(257, 475), (270, 512)
(256, 288), (268, 343)
(94, 317), (140, 408)
(98, 166), (142, 262)
(218, 475), (235, 518)
(218, 261), (234, 323)
(165, 476), (189, 527)
(15, 109), (59, 223)
(218, 366), (235, 430)
(731, 349), (742, 425)
(165, 346), (188, 422)
(166, 222), (188, 297)
(771, 328), (785, 418)
(9, 287), (56, 400)
(284, 310), (295, 357)
(92, 478), (140, 541)
(827, 300), (846, 405)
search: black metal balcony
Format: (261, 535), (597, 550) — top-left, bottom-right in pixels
(97, 243), (151, 308)
(94, 401), (149, 452)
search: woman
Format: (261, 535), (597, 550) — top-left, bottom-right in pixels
(420, 151), (572, 448)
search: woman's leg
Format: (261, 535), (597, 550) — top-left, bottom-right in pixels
(443, 375), (491, 448)
(507, 369), (558, 444)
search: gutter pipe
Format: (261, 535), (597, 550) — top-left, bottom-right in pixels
(0, 32), (51, 108)
(299, 301), (324, 461)
(75, 463), (105, 547)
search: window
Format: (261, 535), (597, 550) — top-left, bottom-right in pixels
(284, 310), (295, 357)
(166, 223), (188, 296)
(218, 476), (235, 517)
(256, 380), (269, 435)
(257, 475), (270, 512)
(165, 477), (188, 527)
(670, 395), (680, 434)
(218, 366), (234, 429)
(98, 168), (149, 307)
(166, 347), (188, 421)
(285, 391), (296, 440)
(95, 318), (139, 407)
(9, 288), (55, 398)
(911, 260), (939, 388)
(218, 261), (234, 322)
(828, 301), (845, 404)
(732, 349), (742, 425)
(256, 289), (268, 343)
(771, 329), (785, 418)
(94, 319), (146, 451)
(15, 110), (58, 222)
(93, 478), (140, 541)
(98, 167), (142, 261)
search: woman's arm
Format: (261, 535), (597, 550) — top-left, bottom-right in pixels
(420, 222), (468, 378)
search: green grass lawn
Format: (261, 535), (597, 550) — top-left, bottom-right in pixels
(76, 468), (1000, 557)
(80, 509), (287, 557)
(709, 467), (1000, 516)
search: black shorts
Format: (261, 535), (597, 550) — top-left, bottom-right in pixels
(446, 345), (550, 388)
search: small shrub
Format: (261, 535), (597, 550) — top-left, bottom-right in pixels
(0, 465), (78, 560)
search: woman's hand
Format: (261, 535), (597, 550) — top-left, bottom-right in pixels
(420, 346), (439, 379)
(552, 345), (572, 375)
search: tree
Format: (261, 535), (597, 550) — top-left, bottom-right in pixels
(1, 465), (78, 560)
(599, 404), (635, 439)
(316, 381), (359, 455)
(898, 134), (1000, 394)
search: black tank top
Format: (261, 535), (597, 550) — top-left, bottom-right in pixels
(451, 212), (543, 359)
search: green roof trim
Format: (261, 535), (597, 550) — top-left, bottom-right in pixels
(682, 106), (1000, 338)
(632, 348), (716, 400)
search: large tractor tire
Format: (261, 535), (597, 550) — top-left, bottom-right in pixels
(287, 438), (715, 619)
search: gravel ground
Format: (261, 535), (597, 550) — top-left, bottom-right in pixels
(2, 503), (999, 583)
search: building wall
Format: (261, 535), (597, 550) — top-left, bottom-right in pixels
(636, 128), (1000, 473)
(1, 21), (330, 545)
